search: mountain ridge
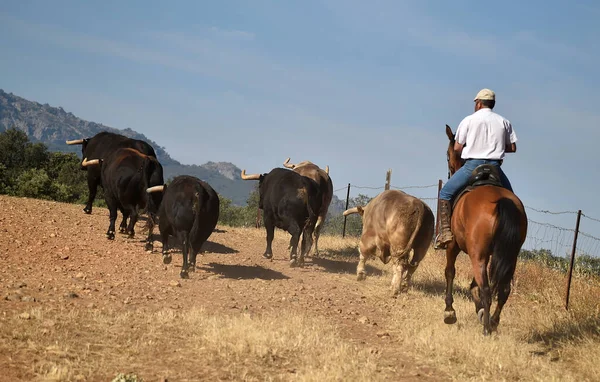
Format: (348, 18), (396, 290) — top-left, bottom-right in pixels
(0, 89), (256, 205)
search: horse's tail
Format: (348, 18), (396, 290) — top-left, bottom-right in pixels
(490, 197), (523, 296)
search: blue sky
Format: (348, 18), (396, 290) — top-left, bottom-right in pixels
(2, 1), (600, 250)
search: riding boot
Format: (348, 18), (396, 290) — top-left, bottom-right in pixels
(434, 199), (454, 249)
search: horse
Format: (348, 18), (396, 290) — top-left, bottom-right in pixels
(442, 124), (528, 335)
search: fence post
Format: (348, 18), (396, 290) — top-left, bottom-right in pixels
(385, 169), (392, 190)
(436, 179), (443, 240)
(565, 209), (582, 310)
(342, 183), (351, 238)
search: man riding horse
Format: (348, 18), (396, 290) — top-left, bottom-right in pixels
(434, 88), (518, 249)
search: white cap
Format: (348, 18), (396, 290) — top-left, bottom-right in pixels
(474, 88), (495, 101)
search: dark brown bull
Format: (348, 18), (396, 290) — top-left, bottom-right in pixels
(241, 167), (322, 267)
(146, 175), (220, 279)
(343, 190), (434, 297)
(282, 158), (333, 256)
(66, 131), (157, 214)
(81, 148), (164, 240)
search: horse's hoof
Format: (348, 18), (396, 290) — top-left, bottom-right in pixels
(145, 243), (153, 252)
(106, 231), (115, 240)
(289, 258), (298, 267)
(127, 232), (135, 239)
(444, 310), (457, 324)
(83, 207), (92, 214)
(357, 272), (366, 281)
(263, 253), (273, 260)
(478, 308), (485, 324)
(180, 271), (189, 279)
(162, 254), (172, 265)
(189, 264), (196, 273)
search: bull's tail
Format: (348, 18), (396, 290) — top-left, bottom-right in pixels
(190, 191), (203, 242)
(397, 202), (425, 258)
(489, 198), (523, 296)
(303, 193), (319, 232)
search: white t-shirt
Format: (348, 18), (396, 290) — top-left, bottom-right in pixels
(455, 108), (517, 160)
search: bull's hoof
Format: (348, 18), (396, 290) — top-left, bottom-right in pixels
(83, 207), (92, 214)
(106, 231), (115, 240)
(289, 258), (298, 267)
(263, 252), (273, 260)
(127, 231), (135, 239)
(145, 242), (154, 252)
(357, 272), (366, 281)
(162, 254), (172, 265)
(444, 310), (457, 324)
(119, 227), (127, 234)
(189, 264), (196, 273)
(180, 270), (189, 279)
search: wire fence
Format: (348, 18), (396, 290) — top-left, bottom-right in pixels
(324, 180), (600, 264)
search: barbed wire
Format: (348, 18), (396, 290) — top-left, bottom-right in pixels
(391, 183), (438, 190)
(350, 184), (386, 190)
(582, 213), (600, 224)
(524, 206), (578, 215)
(579, 230), (600, 242)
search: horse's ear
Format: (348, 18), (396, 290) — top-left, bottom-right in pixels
(445, 124), (455, 141)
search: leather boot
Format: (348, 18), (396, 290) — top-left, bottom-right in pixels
(434, 199), (454, 249)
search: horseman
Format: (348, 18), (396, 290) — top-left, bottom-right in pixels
(434, 88), (519, 249)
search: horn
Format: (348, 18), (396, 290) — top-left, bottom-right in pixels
(81, 158), (100, 167)
(146, 185), (165, 193)
(325, 165), (329, 175)
(241, 170), (261, 180)
(66, 139), (84, 145)
(343, 207), (360, 216)
(283, 157), (295, 169)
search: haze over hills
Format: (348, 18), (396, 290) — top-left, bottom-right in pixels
(0, 88), (346, 211)
(0, 88), (257, 205)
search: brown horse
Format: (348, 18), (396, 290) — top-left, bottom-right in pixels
(443, 124), (528, 335)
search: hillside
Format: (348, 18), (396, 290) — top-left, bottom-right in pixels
(0, 89), (255, 205)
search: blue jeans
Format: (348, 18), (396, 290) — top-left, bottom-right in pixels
(439, 159), (513, 201)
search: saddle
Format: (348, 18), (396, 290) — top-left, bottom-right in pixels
(452, 164), (503, 210)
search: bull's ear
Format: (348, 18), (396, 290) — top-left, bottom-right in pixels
(445, 124), (454, 141)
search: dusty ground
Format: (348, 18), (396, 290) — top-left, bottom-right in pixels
(0, 195), (449, 381)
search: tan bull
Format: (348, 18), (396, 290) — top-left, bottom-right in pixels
(343, 189), (435, 297)
(283, 158), (333, 256)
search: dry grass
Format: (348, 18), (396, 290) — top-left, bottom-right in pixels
(317, 233), (600, 382)
(1, 306), (379, 382)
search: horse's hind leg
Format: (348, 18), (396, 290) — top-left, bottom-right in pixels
(490, 282), (511, 332)
(444, 242), (460, 324)
(471, 255), (492, 335)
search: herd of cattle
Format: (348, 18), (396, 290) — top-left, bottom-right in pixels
(65, 131), (434, 294)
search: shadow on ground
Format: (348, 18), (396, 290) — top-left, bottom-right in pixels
(197, 262), (290, 280)
(142, 236), (238, 255)
(310, 256), (383, 277)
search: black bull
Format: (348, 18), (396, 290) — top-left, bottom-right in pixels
(82, 147), (164, 240)
(146, 175), (220, 279)
(66, 131), (157, 214)
(241, 167), (322, 267)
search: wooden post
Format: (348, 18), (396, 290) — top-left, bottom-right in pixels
(385, 169), (392, 190)
(565, 209), (582, 310)
(342, 183), (351, 238)
(436, 179), (443, 240)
